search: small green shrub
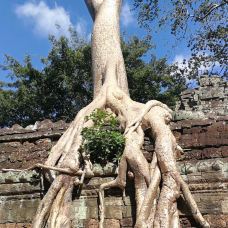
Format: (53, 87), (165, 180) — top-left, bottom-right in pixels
(81, 109), (125, 164)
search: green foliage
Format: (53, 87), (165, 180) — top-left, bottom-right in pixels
(122, 37), (186, 106)
(0, 33), (185, 127)
(81, 109), (125, 164)
(133, 0), (228, 77)
(0, 35), (92, 127)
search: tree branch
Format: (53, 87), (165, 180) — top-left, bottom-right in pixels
(198, 1), (228, 21)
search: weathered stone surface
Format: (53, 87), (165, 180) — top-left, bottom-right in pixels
(36, 119), (54, 130)
(0, 171), (39, 184)
(85, 219), (98, 228)
(120, 218), (133, 227)
(105, 206), (122, 219)
(0, 198), (40, 223)
(203, 215), (228, 228)
(175, 76), (228, 118)
(0, 76), (227, 227)
(84, 219), (120, 228)
(122, 206), (136, 218)
(173, 110), (205, 120)
(0, 223), (32, 228)
(0, 182), (40, 195)
(104, 219), (120, 228)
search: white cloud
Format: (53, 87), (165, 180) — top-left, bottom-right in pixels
(15, 1), (73, 38)
(75, 18), (90, 40)
(121, 2), (134, 27)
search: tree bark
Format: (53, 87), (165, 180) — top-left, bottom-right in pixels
(30, 1), (210, 227)
(85, 0), (129, 97)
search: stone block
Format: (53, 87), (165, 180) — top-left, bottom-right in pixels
(103, 163), (117, 176)
(92, 164), (103, 176)
(122, 205), (136, 218)
(186, 173), (202, 183)
(221, 200), (228, 213)
(105, 197), (123, 206)
(122, 196), (134, 206)
(204, 214), (227, 228)
(200, 87), (225, 100)
(199, 76), (211, 86)
(221, 146), (228, 157)
(84, 219), (120, 228)
(0, 198), (40, 223)
(104, 219), (120, 228)
(201, 147), (222, 159)
(173, 111), (205, 121)
(72, 198), (88, 220)
(87, 206), (98, 219)
(84, 219), (98, 228)
(105, 206), (122, 219)
(201, 171), (225, 182)
(0, 171), (40, 184)
(36, 119), (54, 130)
(120, 218), (133, 227)
(86, 177), (115, 188)
(86, 198), (98, 207)
(199, 200), (222, 214)
(0, 182), (40, 194)
(184, 150), (202, 160)
(0, 223), (32, 228)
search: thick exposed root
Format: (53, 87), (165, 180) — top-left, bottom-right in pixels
(96, 80), (209, 228)
(135, 154), (161, 228)
(28, 64), (209, 227)
(0, 2), (202, 228)
(179, 177), (210, 227)
(170, 203), (180, 228)
(154, 173), (180, 228)
(32, 175), (74, 228)
(24, 0), (211, 226)
(43, 86), (107, 183)
(33, 175), (64, 228)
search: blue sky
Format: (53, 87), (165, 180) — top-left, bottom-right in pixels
(0, 0), (190, 82)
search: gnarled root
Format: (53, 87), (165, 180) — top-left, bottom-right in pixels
(96, 81), (209, 228)
(31, 63), (209, 228)
(33, 175), (74, 228)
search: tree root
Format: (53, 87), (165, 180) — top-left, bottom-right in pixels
(0, 0), (209, 226)
(95, 65), (209, 227)
(10, 62), (208, 228)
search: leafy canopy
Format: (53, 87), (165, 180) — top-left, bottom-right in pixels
(122, 37), (186, 105)
(0, 35), (92, 127)
(133, 0), (228, 78)
(0, 34), (185, 127)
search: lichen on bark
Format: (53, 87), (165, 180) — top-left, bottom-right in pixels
(30, 0), (210, 227)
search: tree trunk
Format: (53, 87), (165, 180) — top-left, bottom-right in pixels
(30, 1), (210, 227)
(86, 0), (129, 97)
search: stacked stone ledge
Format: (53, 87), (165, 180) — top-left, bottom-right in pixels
(175, 75), (228, 120)
(0, 76), (227, 227)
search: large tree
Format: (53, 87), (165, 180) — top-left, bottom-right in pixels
(0, 35), (184, 127)
(133, 0), (228, 78)
(0, 35), (92, 127)
(3, 1), (208, 228)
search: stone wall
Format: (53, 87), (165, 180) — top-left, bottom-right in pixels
(0, 120), (69, 228)
(175, 75), (228, 120)
(0, 76), (227, 227)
